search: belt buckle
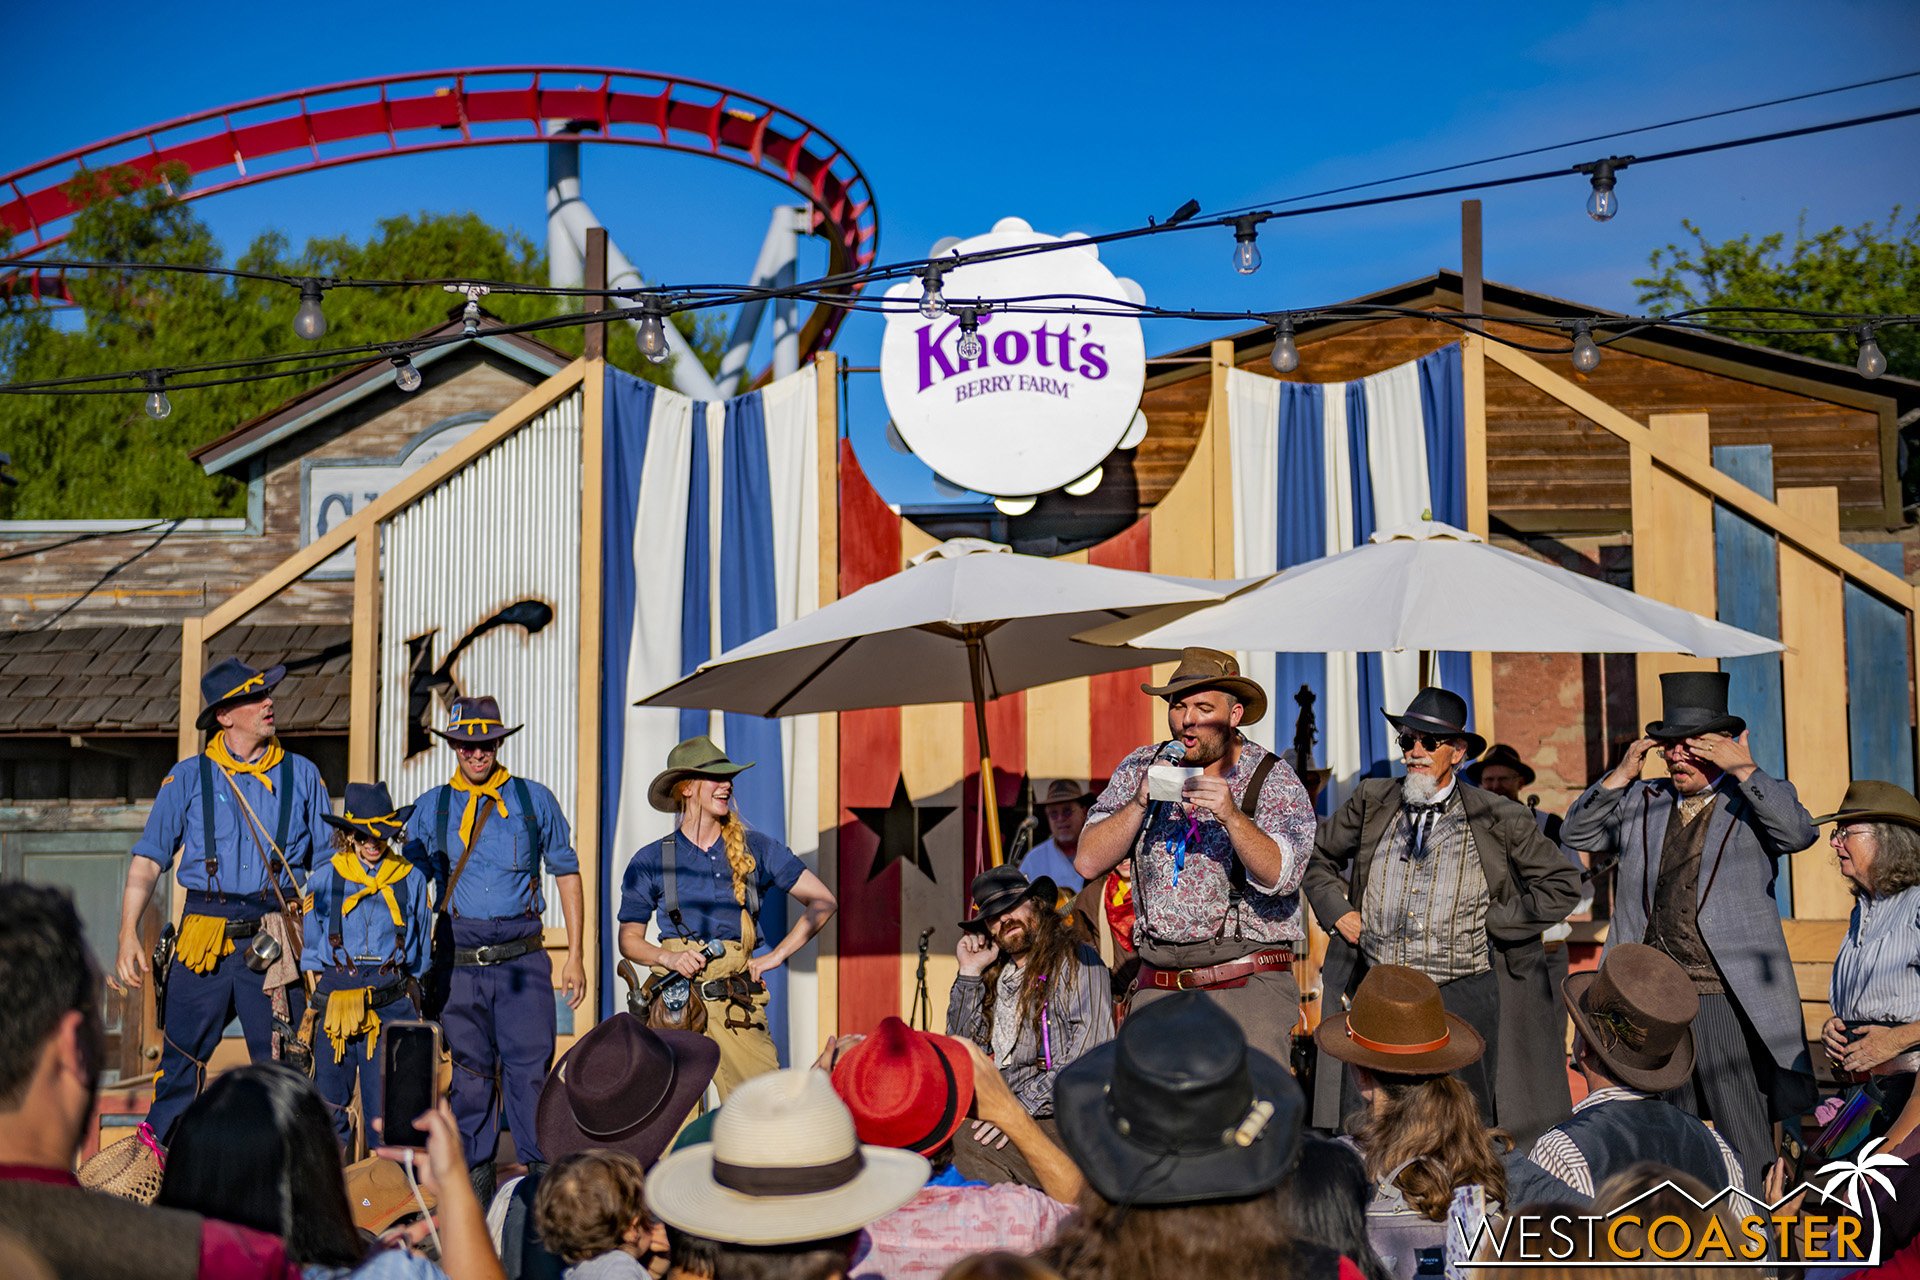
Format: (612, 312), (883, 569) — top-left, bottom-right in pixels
(1174, 967), (1198, 991)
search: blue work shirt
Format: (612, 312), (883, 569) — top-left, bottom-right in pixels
(618, 826), (805, 942)
(301, 855), (433, 981)
(132, 749), (331, 900)
(404, 777), (577, 920)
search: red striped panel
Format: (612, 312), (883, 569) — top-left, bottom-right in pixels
(1089, 517), (1157, 782)
(836, 442), (904, 1036)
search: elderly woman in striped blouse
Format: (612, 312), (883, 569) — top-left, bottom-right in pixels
(1821, 780), (1920, 1147)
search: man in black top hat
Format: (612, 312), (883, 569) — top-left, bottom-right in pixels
(1562, 670), (1818, 1188)
(1306, 687), (1581, 1145)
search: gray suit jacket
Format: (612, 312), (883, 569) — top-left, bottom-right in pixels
(1561, 769), (1816, 1075)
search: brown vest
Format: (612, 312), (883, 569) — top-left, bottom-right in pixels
(0, 1179), (204, 1280)
(1645, 802), (1725, 993)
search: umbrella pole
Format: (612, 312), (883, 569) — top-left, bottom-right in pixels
(1419, 650), (1434, 688)
(967, 635), (1006, 865)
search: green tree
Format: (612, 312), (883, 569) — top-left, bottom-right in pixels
(0, 165), (725, 518)
(1635, 208), (1919, 378)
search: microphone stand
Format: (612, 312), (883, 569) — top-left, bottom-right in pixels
(912, 927), (934, 1030)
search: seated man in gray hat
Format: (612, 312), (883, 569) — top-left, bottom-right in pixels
(1563, 670), (1818, 1188)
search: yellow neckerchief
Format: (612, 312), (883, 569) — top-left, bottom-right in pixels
(323, 988), (382, 1063)
(449, 764), (511, 850)
(332, 851), (411, 928)
(207, 733), (285, 792)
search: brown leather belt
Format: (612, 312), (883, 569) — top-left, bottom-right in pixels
(1141, 948), (1292, 992)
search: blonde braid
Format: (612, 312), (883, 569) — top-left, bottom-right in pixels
(720, 811), (755, 906)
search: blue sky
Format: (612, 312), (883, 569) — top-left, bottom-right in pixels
(5, 0), (1918, 504)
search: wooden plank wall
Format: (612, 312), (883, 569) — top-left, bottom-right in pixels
(1631, 414), (1718, 734)
(1844, 541), (1916, 787)
(1778, 487), (1855, 919)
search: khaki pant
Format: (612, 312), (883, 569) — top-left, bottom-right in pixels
(656, 935), (778, 1102)
(1130, 937), (1300, 1066)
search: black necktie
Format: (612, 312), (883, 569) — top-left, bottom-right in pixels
(1403, 801), (1443, 858)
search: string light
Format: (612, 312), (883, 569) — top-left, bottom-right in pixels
(389, 354), (422, 393)
(636, 304), (672, 363)
(141, 372), (171, 420)
(956, 307), (983, 361)
(1231, 215), (1265, 276)
(917, 265), (948, 320)
(291, 279), (327, 341)
(444, 283), (491, 337)
(1576, 156), (1631, 222)
(1858, 324), (1888, 379)
(1269, 316), (1299, 374)
(1571, 321), (1603, 372)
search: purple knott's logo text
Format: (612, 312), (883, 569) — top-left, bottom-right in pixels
(914, 313), (1111, 394)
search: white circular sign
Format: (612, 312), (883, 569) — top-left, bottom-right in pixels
(879, 217), (1146, 498)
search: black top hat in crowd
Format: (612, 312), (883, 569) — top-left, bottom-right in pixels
(957, 865), (1056, 932)
(1384, 687), (1486, 759)
(429, 695), (524, 747)
(321, 781), (415, 845)
(1054, 991), (1303, 1205)
(197, 656), (286, 731)
(1644, 671), (1746, 741)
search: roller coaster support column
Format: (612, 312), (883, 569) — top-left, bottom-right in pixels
(715, 205), (807, 395)
(546, 125), (587, 291)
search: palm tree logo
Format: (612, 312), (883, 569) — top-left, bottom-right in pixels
(1813, 1136), (1906, 1263)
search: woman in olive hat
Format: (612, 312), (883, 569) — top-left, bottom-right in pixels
(615, 736), (838, 1098)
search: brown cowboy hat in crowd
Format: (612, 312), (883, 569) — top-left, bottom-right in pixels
(1563, 943), (1698, 1094)
(1315, 964), (1485, 1076)
(648, 734), (755, 813)
(536, 1013), (720, 1168)
(1140, 648), (1268, 727)
(343, 1156), (438, 1233)
(1814, 779), (1920, 832)
(1465, 743), (1535, 788)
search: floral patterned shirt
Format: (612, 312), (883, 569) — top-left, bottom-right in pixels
(1085, 736), (1317, 946)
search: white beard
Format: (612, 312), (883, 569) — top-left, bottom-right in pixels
(1401, 772), (1441, 805)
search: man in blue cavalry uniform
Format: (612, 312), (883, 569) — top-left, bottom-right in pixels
(405, 695), (585, 1190)
(304, 781), (433, 1150)
(110, 657), (332, 1143)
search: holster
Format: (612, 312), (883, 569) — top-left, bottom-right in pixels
(150, 923), (177, 1032)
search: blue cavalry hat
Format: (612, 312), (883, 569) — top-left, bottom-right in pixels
(196, 656), (286, 731)
(322, 781), (416, 844)
(429, 694), (523, 746)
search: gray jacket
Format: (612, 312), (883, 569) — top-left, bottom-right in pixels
(946, 942), (1114, 1117)
(1561, 769), (1817, 1074)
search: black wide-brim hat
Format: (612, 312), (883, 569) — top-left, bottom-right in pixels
(196, 657), (286, 731)
(1644, 670), (1745, 740)
(1465, 743), (1534, 788)
(958, 865), (1057, 932)
(429, 695), (524, 746)
(1055, 991), (1302, 1206)
(536, 1013), (720, 1169)
(321, 781), (416, 844)
(1384, 687), (1486, 759)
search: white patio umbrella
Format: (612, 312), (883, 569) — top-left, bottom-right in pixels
(1079, 521), (1784, 661)
(635, 538), (1255, 856)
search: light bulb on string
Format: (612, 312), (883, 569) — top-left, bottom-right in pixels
(1269, 316), (1299, 374)
(1571, 322), (1602, 373)
(291, 279), (327, 341)
(956, 308), (983, 362)
(461, 300), (482, 337)
(636, 306), (672, 364)
(390, 355), (423, 393)
(141, 372), (171, 420)
(1231, 216), (1264, 276)
(1578, 156), (1629, 223)
(918, 265), (947, 320)
(1857, 325), (1888, 380)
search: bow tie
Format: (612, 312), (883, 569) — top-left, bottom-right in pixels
(1403, 800), (1446, 818)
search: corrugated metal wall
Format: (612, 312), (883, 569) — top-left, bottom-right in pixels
(378, 391), (583, 928)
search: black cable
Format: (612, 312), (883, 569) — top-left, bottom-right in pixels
(28, 519), (182, 632)
(0, 518), (170, 562)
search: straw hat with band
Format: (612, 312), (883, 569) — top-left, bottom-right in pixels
(195, 657), (285, 732)
(1054, 990), (1302, 1205)
(830, 1016), (975, 1158)
(1140, 648), (1267, 727)
(1384, 688), (1486, 761)
(645, 1067), (927, 1246)
(1314, 964), (1485, 1076)
(1814, 779), (1920, 832)
(343, 1155), (438, 1233)
(320, 781), (415, 846)
(648, 735), (755, 814)
(958, 865), (1056, 933)
(536, 1013), (720, 1169)
(429, 694), (523, 746)
(1644, 671), (1746, 741)
(1562, 943), (1698, 1094)
(1039, 778), (1096, 809)
(1465, 743), (1535, 788)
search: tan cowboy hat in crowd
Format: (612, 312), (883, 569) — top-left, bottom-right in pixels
(1562, 943), (1699, 1095)
(1139, 647), (1268, 726)
(645, 1068), (927, 1246)
(1814, 779), (1920, 832)
(77, 1126), (165, 1204)
(1315, 964), (1485, 1075)
(343, 1156), (438, 1233)
(647, 735), (755, 813)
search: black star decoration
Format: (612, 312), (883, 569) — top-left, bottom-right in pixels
(852, 775), (954, 883)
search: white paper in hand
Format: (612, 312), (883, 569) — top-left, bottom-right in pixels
(1148, 765), (1203, 803)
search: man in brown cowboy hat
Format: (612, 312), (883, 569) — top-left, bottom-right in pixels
(1307, 687), (1581, 1146)
(1563, 670), (1818, 1187)
(1020, 779), (1097, 892)
(1506, 943), (1746, 1204)
(1075, 647), (1318, 1063)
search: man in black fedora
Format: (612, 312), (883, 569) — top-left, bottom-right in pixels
(1075, 647), (1318, 1063)
(1563, 670), (1818, 1188)
(1506, 943), (1746, 1204)
(1306, 687), (1581, 1145)
(404, 694), (584, 1193)
(108, 656), (333, 1142)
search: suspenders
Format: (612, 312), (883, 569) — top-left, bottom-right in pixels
(196, 754), (296, 890)
(434, 777), (544, 914)
(1134, 750), (1280, 943)
(660, 830), (760, 941)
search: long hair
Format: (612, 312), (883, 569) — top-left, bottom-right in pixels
(677, 782), (756, 908)
(1351, 1071), (1510, 1221)
(156, 1063), (364, 1268)
(974, 897), (1082, 1046)
(1278, 1137), (1393, 1280)
(1040, 1183), (1296, 1280)
(1863, 822), (1920, 898)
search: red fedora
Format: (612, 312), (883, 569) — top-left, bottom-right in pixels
(829, 1017), (975, 1158)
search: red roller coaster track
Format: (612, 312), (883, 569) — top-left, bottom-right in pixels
(0, 66), (880, 356)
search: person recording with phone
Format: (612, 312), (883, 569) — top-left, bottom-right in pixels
(617, 736), (837, 1099)
(109, 656), (333, 1145)
(1073, 648), (1317, 1063)
(303, 782), (433, 1150)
